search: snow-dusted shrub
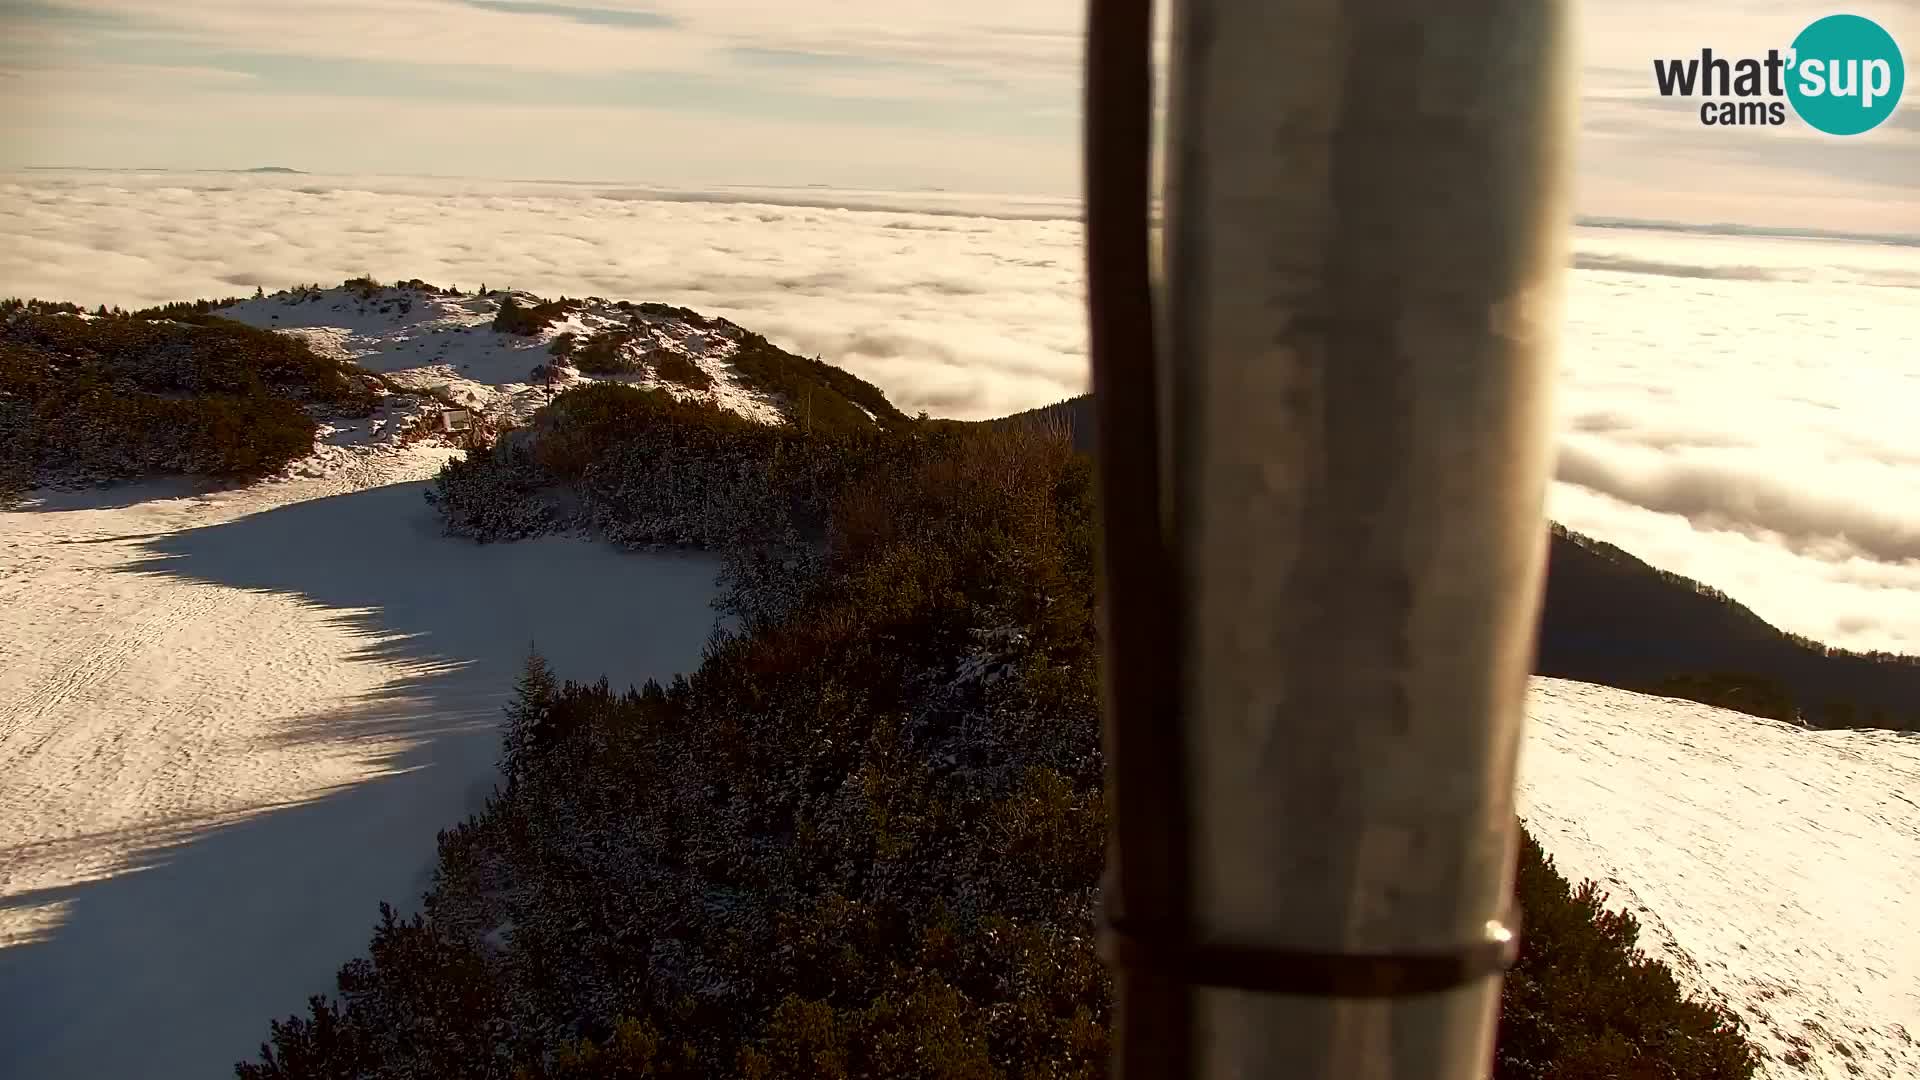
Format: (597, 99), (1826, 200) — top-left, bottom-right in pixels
(569, 329), (643, 374)
(423, 383), (919, 623)
(425, 440), (572, 543)
(498, 647), (558, 786)
(711, 522), (829, 629)
(7, 305), (376, 405)
(254, 419), (1761, 1079)
(647, 348), (712, 390)
(0, 399), (31, 504)
(1497, 831), (1760, 1078)
(0, 309), (385, 486)
(263, 413), (1758, 1076)
(576, 437), (787, 550)
(492, 293), (580, 337)
(726, 331), (906, 435)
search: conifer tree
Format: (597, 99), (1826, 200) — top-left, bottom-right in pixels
(501, 644), (558, 782)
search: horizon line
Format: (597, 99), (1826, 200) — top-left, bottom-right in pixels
(11, 165), (1917, 247)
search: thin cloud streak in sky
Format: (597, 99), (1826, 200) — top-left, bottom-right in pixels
(1, 171), (1917, 653)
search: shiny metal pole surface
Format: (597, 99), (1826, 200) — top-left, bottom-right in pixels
(1158, 1), (1573, 1076)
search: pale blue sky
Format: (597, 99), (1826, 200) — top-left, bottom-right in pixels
(1, 0), (1913, 231)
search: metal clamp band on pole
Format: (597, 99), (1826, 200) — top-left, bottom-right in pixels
(1100, 906), (1522, 998)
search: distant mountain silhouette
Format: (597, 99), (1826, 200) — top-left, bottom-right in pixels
(995, 394), (1920, 731)
(24, 166), (308, 175)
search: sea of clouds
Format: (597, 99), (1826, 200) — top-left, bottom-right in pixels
(4, 169), (1917, 654)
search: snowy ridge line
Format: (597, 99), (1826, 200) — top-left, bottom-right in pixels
(208, 281), (799, 487)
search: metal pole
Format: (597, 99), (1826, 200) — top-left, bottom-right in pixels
(1156, 1), (1573, 1077)
(1084, 0), (1191, 1072)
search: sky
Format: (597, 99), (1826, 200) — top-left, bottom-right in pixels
(0, 0), (1915, 233)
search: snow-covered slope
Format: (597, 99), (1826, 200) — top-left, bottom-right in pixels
(211, 283), (789, 449)
(0, 288), (805, 1077)
(1520, 679), (1919, 1080)
(0, 443), (726, 1079)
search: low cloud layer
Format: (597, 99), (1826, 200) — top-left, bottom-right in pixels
(4, 170), (1917, 652)
(0, 172), (1090, 419)
(1550, 232), (1920, 652)
(1555, 440), (1920, 565)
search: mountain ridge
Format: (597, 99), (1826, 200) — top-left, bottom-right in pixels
(11, 284), (1910, 730)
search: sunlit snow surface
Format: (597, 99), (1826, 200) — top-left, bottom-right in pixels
(0, 445), (725, 1079)
(1519, 679), (1919, 1079)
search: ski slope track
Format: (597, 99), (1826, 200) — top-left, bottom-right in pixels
(0, 285), (1913, 1079)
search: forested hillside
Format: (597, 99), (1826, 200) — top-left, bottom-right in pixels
(1539, 525), (1920, 728)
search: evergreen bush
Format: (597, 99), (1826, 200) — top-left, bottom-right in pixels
(0, 305), (380, 485)
(246, 412), (1760, 1079)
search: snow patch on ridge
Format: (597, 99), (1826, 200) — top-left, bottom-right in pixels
(211, 283), (792, 479)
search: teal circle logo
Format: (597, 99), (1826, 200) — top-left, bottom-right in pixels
(1786, 14), (1905, 135)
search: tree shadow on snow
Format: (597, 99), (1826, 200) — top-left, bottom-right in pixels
(0, 480), (722, 1080)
